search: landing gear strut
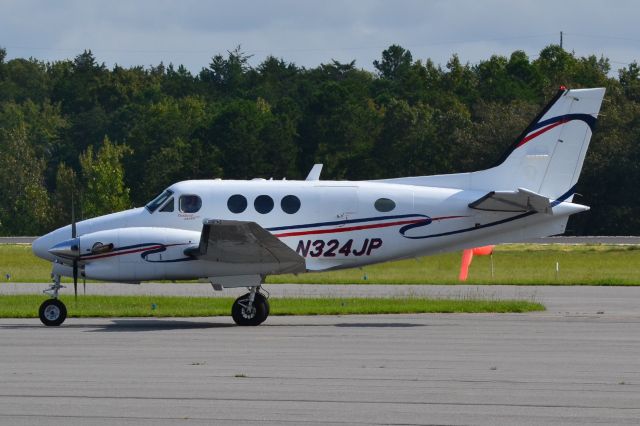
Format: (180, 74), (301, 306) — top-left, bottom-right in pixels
(39, 275), (67, 326)
(231, 286), (269, 326)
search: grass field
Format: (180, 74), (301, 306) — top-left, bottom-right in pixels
(271, 244), (640, 285)
(0, 295), (544, 318)
(1, 243), (640, 285)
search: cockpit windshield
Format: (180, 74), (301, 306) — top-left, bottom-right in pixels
(145, 189), (174, 213)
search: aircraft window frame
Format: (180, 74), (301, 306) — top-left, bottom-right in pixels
(159, 197), (174, 212)
(280, 195), (301, 214)
(374, 198), (396, 212)
(227, 194), (248, 214)
(254, 195), (274, 214)
(145, 190), (173, 213)
(179, 194), (202, 213)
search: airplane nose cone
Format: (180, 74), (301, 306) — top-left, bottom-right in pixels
(48, 238), (80, 260)
(32, 235), (52, 260)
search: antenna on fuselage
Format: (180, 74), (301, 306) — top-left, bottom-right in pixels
(305, 164), (323, 181)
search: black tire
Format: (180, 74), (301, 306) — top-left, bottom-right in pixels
(39, 299), (67, 327)
(257, 292), (270, 318)
(232, 292), (269, 326)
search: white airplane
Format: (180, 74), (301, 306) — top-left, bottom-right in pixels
(32, 87), (605, 326)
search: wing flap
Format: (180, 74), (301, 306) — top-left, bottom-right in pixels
(186, 220), (306, 274)
(469, 187), (552, 213)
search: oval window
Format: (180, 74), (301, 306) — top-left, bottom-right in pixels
(227, 194), (247, 213)
(281, 195), (301, 214)
(179, 195), (202, 213)
(254, 195), (274, 214)
(374, 198), (396, 212)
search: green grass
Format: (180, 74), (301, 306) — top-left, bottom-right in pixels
(0, 295), (544, 318)
(2, 243), (640, 285)
(270, 244), (640, 285)
(1, 244), (55, 283)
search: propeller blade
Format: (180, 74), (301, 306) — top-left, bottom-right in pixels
(71, 193), (77, 239)
(73, 259), (78, 300)
(72, 192), (79, 300)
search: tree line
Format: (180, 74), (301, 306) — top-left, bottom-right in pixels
(0, 44), (638, 236)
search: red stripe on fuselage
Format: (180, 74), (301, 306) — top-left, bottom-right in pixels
(80, 243), (186, 261)
(80, 216), (468, 261)
(81, 245), (165, 261)
(273, 216), (466, 238)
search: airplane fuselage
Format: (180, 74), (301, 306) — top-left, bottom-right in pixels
(33, 178), (582, 283)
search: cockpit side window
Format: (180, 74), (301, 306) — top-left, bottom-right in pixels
(179, 195), (202, 213)
(145, 190), (173, 213)
(159, 197), (174, 212)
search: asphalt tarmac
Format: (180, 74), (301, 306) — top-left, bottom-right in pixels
(1, 285), (639, 425)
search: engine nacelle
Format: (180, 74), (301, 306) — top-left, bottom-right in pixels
(52, 262), (74, 278)
(79, 227), (200, 281)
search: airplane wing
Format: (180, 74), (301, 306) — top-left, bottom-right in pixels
(468, 187), (552, 213)
(185, 219), (306, 274)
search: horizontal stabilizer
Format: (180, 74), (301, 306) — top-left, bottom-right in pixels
(469, 188), (552, 213)
(185, 220), (306, 274)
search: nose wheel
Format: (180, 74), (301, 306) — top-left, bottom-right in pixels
(232, 288), (269, 326)
(39, 274), (68, 326)
(39, 299), (67, 326)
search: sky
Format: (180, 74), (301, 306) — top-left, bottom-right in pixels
(1, 0), (639, 74)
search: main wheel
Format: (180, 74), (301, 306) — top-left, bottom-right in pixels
(39, 299), (67, 326)
(232, 292), (269, 326)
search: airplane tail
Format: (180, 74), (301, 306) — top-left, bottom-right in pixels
(377, 87), (606, 201)
(472, 86), (605, 200)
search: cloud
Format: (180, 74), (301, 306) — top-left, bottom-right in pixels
(1, 0), (638, 72)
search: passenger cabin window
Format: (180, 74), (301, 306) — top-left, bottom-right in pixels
(374, 198), (396, 212)
(145, 189), (173, 213)
(159, 197), (174, 212)
(179, 195), (202, 213)
(281, 195), (301, 214)
(227, 194), (247, 213)
(254, 195), (274, 214)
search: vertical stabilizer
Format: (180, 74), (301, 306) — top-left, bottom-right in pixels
(376, 87), (606, 201)
(473, 87), (605, 200)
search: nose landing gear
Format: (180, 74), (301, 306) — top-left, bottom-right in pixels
(39, 299), (67, 326)
(39, 274), (67, 326)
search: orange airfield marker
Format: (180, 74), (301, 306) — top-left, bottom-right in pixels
(459, 245), (495, 281)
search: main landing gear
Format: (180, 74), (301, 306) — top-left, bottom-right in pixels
(39, 274), (67, 326)
(231, 286), (270, 326)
